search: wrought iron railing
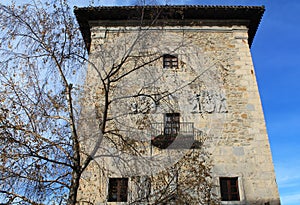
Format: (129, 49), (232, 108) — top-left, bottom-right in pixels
(149, 122), (200, 149)
(150, 122), (194, 137)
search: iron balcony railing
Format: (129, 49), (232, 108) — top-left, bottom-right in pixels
(150, 122), (194, 137)
(150, 122), (199, 149)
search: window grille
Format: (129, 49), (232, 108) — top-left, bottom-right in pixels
(163, 54), (178, 69)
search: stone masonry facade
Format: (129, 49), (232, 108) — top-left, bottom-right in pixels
(75, 5), (281, 205)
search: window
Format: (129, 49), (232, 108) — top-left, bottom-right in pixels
(163, 54), (178, 69)
(220, 177), (240, 201)
(164, 113), (180, 135)
(108, 178), (128, 202)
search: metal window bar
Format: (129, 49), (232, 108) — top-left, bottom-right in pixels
(150, 122), (194, 139)
(163, 54), (178, 69)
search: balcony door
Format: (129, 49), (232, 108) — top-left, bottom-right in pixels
(164, 113), (180, 136)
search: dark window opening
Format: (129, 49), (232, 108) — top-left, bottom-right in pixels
(108, 178), (128, 202)
(163, 54), (178, 69)
(164, 113), (180, 136)
(220, 177), (240, 201)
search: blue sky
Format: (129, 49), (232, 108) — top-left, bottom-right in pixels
(2, 0), (299, 204)
(250, 1), (300, 204)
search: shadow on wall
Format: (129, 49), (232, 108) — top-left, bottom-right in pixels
(76, 199), (281, 205)
(235, 199), (281, 205)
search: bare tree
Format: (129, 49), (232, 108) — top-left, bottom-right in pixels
(0, 1), (224, 204)
(0, 1), (87, 203)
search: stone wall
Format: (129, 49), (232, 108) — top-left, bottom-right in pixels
(77, 25), (280, 204)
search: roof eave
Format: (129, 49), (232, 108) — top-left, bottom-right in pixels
(74, 5), (265, 52)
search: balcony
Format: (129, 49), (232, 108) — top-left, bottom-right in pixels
(150, 122), (202, 149)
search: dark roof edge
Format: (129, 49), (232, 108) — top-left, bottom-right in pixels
(74, 5), (264, 10)
(74, 5), (265, 52)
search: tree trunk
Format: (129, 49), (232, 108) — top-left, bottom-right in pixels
(68, 170), (81, 205)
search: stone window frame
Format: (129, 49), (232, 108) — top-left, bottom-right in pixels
(215, 175), (245, 205)
(163, 54), (178, 69)
(220, 177), (240, 201)
(107, 178), (129, 202)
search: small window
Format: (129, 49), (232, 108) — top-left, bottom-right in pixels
(163, 54), (178, 69)
(220, 177), (240, 201)
(164, 113), (180, 135)
(108, 178), (128, 202)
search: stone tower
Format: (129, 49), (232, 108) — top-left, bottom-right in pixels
(75, 5), (280, 205)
